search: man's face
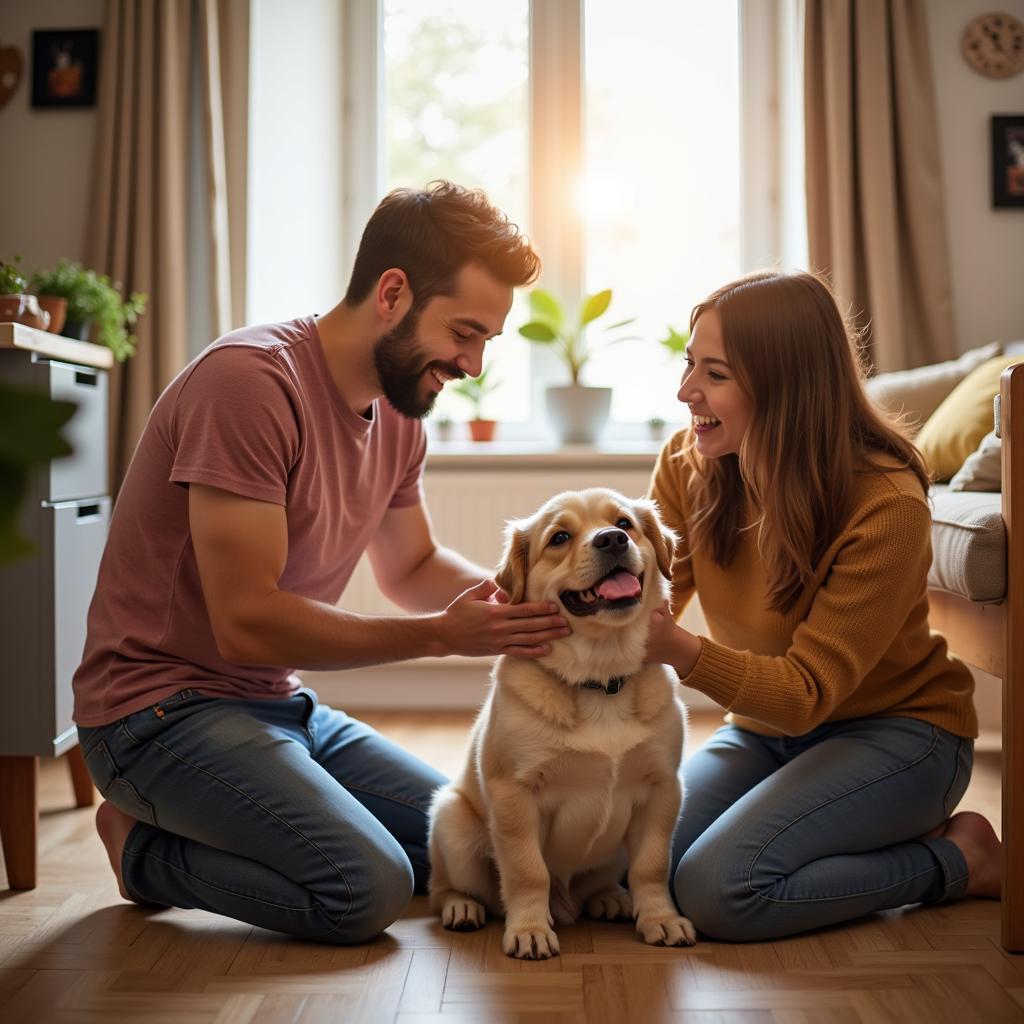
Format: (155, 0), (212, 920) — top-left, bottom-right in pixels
(373, 262), (514, 419)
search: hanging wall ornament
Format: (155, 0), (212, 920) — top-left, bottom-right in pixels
(0, 42), (23, 110)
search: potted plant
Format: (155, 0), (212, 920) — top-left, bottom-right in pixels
(29, 259), (147, 361)
(647, 415), (667, 441)
(518, 288), (636, 444)
(451, 363), (501, 442)
(0, 381), (76, 562)
(641, 324), (691, 439)
(433, 414), (454, 443)
(0, 256), (49, 331)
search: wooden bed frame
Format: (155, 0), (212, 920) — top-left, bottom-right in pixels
(928, 363), (1023, 953)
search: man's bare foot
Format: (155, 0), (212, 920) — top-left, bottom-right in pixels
(95, 800), (140, 902)
(926, 811), (1002, 898)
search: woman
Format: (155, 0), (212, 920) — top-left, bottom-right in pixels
(645, 270), (1002, 942)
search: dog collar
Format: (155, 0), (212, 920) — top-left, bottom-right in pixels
(579, 675), (627, 695)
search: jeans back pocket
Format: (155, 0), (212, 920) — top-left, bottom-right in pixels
(83, 739), (158, 826)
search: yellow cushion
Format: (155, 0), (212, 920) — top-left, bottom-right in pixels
(916, 355), (1022, 482)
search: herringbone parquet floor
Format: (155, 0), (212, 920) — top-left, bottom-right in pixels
(1, 711), (1020, 1023)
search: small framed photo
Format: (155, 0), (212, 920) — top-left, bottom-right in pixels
(992, 114), (1024, 209)
(31, 28), (99, 109)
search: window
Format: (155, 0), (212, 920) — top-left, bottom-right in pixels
(250, 1), (804, 439)
(383, 0), (531, 425)
(583, 1), (741, 424)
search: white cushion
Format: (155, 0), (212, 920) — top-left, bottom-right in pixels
(928, 486), (1005, 602)
(949, 427), (1001, 493)
(864, 341), (1002, 433)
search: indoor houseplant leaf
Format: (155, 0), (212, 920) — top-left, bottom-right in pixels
(451, 363), (501, 441)
(0, 382), (76, 562)
(517, 287), (637, 443)
(29, 259), (147, 361)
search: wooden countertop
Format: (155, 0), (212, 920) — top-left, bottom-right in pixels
(0, 322), (114, 370)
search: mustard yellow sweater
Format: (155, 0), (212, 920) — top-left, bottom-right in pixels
(649, 432), (978, 738)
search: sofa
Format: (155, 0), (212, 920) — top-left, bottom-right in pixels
(867, 343), (1022, 953)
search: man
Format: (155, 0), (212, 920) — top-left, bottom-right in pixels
(72, 181), (568, 943)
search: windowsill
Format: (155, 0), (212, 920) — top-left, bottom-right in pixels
(425, 438), (667, 468)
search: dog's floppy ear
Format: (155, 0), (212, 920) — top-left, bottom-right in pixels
(634, 500), (676, 580)
(495, 519), (530, 603)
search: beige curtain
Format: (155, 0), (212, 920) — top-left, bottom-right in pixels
(804, 0), (955, 372)
(86, 0), (248, 490)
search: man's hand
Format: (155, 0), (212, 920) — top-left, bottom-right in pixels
(436, 579), (570, 658)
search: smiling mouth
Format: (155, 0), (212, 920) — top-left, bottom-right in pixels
(559, 568), (644, 617)
(692, 413), (721, 433)
(429, 366), (458, 389)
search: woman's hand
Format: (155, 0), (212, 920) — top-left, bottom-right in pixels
(644, 601), (702, 677)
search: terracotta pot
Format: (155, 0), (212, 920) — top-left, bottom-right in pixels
(0, 293), (51, 331)
(35, 295), (67, 335)
(468, 419), (497, 442)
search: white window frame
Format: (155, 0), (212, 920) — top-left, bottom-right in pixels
(336, 0), (804, 443)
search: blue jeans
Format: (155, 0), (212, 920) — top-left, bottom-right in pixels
(671, 715), (974, 941)
(77, 688), (448, 944)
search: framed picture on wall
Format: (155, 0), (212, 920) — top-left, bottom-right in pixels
(31, 28), (99, 109)
(992, 114), (1024, 208)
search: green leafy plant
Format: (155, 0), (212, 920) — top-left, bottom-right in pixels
(0, 256), (27, 295)
(450, 364), (501, 421)
(30, 259), (147, 361)
(659, 324), (690, 358)
(647, 415), (666, 429)
(0, 383), (76, 562)
(518, 288), (637, 386)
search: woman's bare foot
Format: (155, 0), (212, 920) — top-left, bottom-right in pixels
(927, 811), (1002, 898)
(95, 800), (140, 902)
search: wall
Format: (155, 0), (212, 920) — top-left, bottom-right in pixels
(928, 0), (1024, 353)
(4, 3), (1020, 344)
(246, 0), (346, 325)
(0, 0), (104, 270)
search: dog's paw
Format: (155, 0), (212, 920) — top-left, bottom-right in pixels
(441, 897), (486, 931)
(637, 913), (697, 947)
(502, 924), (560, 960)
(586, 886), (633, 921)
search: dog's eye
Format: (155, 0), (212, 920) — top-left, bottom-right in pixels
(548, 530), (570, 547)
(615, 517), (633, 530)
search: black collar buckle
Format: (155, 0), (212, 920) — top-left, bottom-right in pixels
(580, 675), (627, 695)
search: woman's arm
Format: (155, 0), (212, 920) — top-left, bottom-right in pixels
(649, 492), (935, 735)
(648, 434), (697, 617)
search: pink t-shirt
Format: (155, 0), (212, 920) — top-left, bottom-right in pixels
(73, 316), (426, 726)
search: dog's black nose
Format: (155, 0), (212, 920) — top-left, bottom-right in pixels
(593, 528), (629, 551)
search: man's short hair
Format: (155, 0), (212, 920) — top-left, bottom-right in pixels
(344, 180), (541, 309)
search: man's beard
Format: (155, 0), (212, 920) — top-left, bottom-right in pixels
(372, 307), (460, 419)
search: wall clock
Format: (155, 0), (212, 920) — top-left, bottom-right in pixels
(961, 11), (1024, 78)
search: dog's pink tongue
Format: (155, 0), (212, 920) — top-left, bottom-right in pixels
(596, 570), (641, 601)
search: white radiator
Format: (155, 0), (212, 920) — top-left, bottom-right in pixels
(341, 464), (655, 615)
(303, 456), (714, 710)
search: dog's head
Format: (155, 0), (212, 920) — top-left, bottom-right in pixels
(495, 488), (675, 645)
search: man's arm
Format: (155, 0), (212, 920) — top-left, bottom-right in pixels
(366, 502), (493, 612)
(189, 483), (567, 670)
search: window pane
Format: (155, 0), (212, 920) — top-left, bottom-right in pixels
(383, 0), (531, 424)
(583, 1), (741, 424)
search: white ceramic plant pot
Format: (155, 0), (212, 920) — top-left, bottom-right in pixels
(545, 385), (612, 445)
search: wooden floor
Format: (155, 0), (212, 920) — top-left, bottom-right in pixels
(1, 711), (1020, 1023)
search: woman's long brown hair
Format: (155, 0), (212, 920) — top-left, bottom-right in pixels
(680, 270), (929, 614)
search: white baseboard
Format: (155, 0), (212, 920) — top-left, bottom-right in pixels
(301, 660), (720, 712)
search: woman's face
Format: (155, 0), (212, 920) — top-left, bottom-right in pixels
(677, 309), (753, 458)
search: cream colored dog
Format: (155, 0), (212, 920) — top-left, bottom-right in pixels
(427, 488), (695, 959)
